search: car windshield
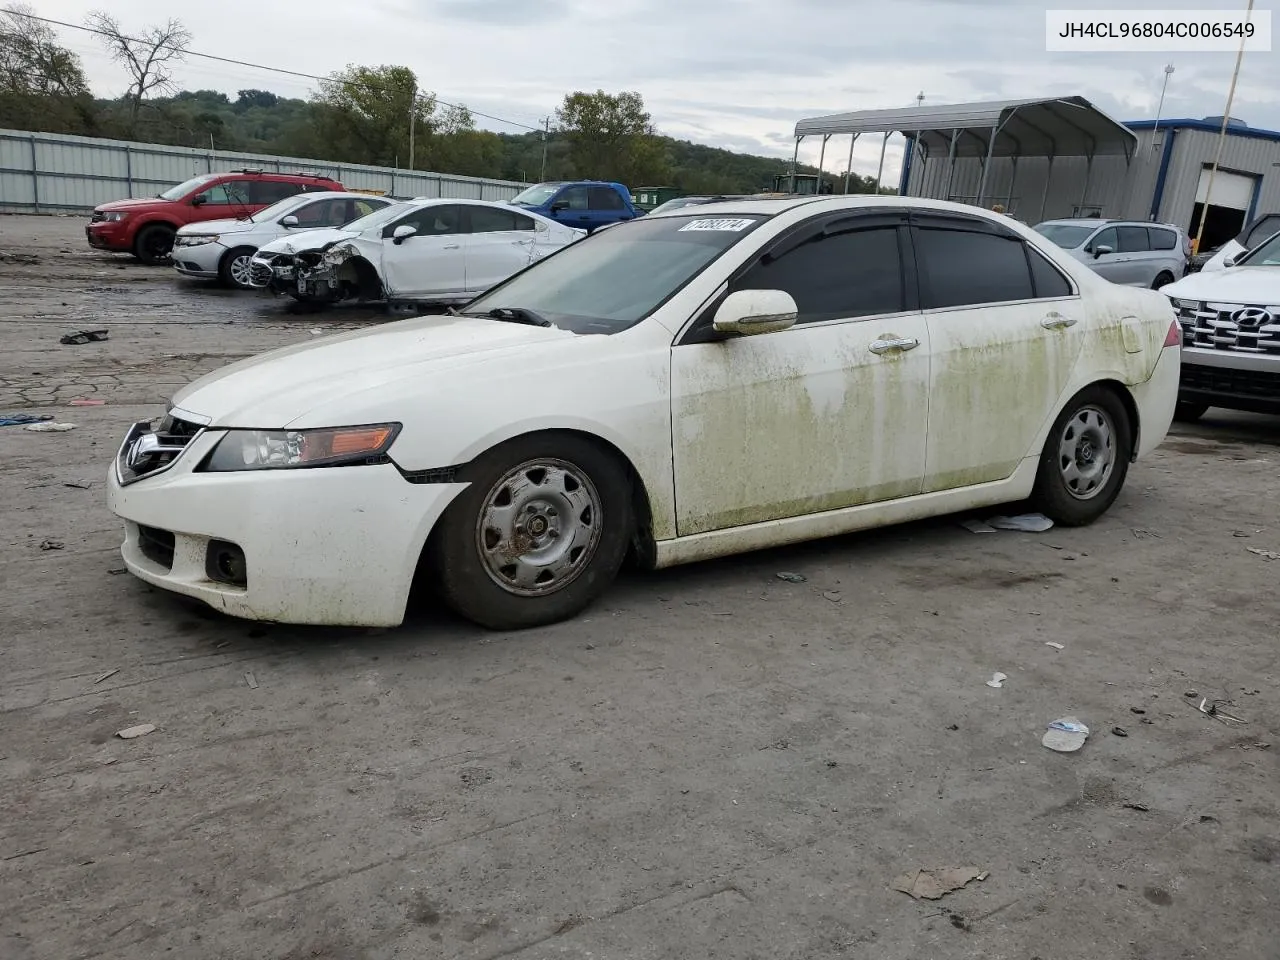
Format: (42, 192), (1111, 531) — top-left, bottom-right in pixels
(510, 184), (561, 206)
(1034, 223), (1094, 248)
(248, 195), (310, 223)
(158, 174), (219, 201)
(337, 201), (406, 234)
(463, 213), (767, 334)
(1236, 231), (1280, 266)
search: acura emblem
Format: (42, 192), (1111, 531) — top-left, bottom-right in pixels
(1231, 307), (1273, 329)
(127, 432), (160, 469)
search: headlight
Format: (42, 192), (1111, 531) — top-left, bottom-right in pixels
(100, 212), (127, 222)
(176, 234), (218, 246)
(1170, 298), (1200, 310)
(201, 423), (401, 472)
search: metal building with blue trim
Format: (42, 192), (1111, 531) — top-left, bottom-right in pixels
(792, 97), (1280, 252)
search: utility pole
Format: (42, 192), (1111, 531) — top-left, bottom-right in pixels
(1151, 64), (1174, 154)
(1193, 0), (1253, 255)
(540, 117), (550, 181)
(409, 84), (418, 171)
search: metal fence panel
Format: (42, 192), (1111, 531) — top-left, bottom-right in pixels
(0, 128), (528, 213)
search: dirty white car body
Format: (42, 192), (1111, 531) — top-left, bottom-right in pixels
(107, 196), (1181, 630)
(249, 198), (585, 305)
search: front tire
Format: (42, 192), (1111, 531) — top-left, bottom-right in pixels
(1152, 271), (1174, 290)
(430, 434), (634, 630)
(133, 224), (175, 265)
(1031, 385), (1133, 527)
(219, 246), (258, 289)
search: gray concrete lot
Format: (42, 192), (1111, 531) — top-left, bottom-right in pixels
(2, 214), (1278, 960)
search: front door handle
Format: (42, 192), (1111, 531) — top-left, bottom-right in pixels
(442, 244), (461, 250)
(869, 336), (920, 354)
(1041, 312), (1077, 329)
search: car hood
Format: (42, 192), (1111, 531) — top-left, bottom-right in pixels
(95, 197), (172, 213)
(171, 314), (578, 427)
(256, 228), (360, 256)
(177, 217), (253, 236)
(1162, 266), (1280, 303)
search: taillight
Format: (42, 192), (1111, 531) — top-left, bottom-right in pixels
(1164, 319), (1181, 347)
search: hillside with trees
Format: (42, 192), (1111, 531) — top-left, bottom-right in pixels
(0, 4), (887, 194)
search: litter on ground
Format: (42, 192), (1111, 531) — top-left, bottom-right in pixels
(116, 724), (156, 740)
(985, 672), (1007, 688)
(988, 513), (1055, 533)
(24, 422), (76, 432)
(0, 413), (53, 427)
(891, 866), (987, 900)
(1042, 717), (1089, 752)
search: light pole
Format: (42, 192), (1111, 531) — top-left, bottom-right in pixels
(1151, 64), (1174, 153)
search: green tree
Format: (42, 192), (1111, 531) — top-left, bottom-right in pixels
(0, 3), (96, 133)
(555, 90), (669, 186)
(306, 65), (474, 169)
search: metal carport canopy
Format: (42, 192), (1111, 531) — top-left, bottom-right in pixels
(792, 96), (1137, 159)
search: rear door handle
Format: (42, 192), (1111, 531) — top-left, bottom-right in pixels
(869, 337), (920, 354)
(1041, 312), (1077, 329)
(442, 244), (460, 250)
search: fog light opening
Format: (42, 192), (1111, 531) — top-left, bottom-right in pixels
(205, 540), (247, 587)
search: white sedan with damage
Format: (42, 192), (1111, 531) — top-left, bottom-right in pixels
(107, 196), (1180, 630)
(249, 197), (585, 306)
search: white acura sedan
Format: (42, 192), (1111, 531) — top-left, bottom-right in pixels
(107, 196), (1181, 630)
(249, 197), (585, 306)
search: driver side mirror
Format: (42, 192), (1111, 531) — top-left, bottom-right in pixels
(712, 289), (798, 337)
(280, 215), (299, 227)
(392, 224), (417, 245)
(1093, 244), (1113, 258)
(1223, 256), (1236, 267)
(190, 194), (207, 207)
(550, 201), (568, 213)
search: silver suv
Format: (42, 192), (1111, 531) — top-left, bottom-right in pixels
(1034, 219), (1189, 290)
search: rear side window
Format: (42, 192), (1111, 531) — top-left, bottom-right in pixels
(1117, 226), (1150, 253)
(250, 180), (305, 204)
(915, 227), (1034, 308)
(469, 206), (535, 233)
(734, 225), (905, 324)
(1027, 247), (1073, 298)
(589, 186), (627, 211)
(1148, 228), (1177, 250)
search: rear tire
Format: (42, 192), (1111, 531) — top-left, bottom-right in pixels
(1031, 385), (1133, 527)
(1174, 401), (1209, 422)
(1152, 271), (1175, 290)
(133, 224), (175, 265)
(218, 246), (258, 289)
(429, 433), (634, 630)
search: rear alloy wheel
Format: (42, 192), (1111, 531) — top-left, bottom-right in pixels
(1031, 386), (1133, 526)
(431, 434), (634, 629)
(133, 224), (175, 265)
(1174, 401), (1209, 422)
(1152, 271), (1174, 290)
(219, 246), (258, 289)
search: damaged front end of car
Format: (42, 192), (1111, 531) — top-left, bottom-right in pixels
(253, 241), (382, 304)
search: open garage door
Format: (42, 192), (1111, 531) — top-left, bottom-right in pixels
(1191, 167), (1258, 252)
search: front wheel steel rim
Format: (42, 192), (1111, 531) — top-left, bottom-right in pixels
(1058, 405), (1115, 500)
(475, 458), (603, 597)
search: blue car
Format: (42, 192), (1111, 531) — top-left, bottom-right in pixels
(507, 180), (641, 234)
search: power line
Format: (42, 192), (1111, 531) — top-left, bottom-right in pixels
(12, 10), (546, 132)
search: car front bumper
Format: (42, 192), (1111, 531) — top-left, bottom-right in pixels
(171, 241), (225, 279)
(86, 221), (129, 252)
(106, 422), (469, 627)
(1179, 347), (1280, 414)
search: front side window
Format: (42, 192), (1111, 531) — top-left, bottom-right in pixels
(1236, 231), (1280, 266)
(290, 198), (345, 228)
(197, 181), (251, 205)
(510, 183), (561, 207)
(463, 214), (767, 334)
(1090, 227), (1118, 253)
(386, 204), (464, 238)
(250, 180), (305, 204)
(733, 225), (905, 324)
(915, 225), (1034, 308)
(557, 186), (590, 210)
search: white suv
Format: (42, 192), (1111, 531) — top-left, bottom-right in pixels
(172, 192), (395, 289)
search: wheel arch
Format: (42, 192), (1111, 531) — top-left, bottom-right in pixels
(339, 255), (384, 300)
(1092, 378), (1141, 461)
(409, 426), (658, 605)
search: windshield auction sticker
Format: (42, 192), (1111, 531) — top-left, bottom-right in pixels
(678, 218), (756, 232)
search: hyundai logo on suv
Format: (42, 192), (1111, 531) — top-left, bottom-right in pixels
(1231, 307), (1273, 330)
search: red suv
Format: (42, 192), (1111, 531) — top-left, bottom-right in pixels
(86, 169), (345, 265)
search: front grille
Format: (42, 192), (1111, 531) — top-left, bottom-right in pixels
(137, 525), (175, 570)
(1182, 363), (1280, 401)
(117, 414), (203, 485)
(1174, 300), (1280, 353)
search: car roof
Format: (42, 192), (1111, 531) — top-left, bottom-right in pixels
(1040, 217), (1180, 230)
(645, 194), (1056, 220)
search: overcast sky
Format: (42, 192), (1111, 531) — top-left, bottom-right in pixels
(35, 0), (1280, 184)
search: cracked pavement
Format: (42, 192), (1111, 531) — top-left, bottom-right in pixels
(1, 214), (1278, 960)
